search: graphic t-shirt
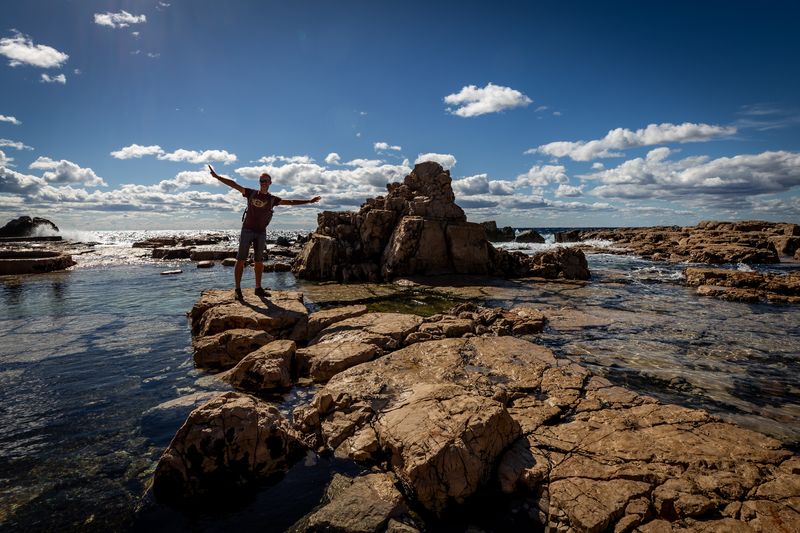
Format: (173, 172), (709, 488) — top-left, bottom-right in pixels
(241, 188), (282, 232)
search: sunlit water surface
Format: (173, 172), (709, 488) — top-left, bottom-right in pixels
(0, 230), (798, 531)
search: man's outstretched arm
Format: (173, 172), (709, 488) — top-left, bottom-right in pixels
(208, 165), (245, 194)
(278, 196), (321, 206)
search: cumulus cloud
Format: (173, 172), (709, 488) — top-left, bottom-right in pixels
(515, 165), (569, 187)
(344, 158), (383, 168)
(324, 152), (341, 165)
(29, 157), (107, 187)
(554, 184), (583, 197)
(586, 149), (800, 203)
(530, 122), (737, 161)
(0, 115), (21, 125)
(40, 73), (66, 84)
(0, 31), (69, 68)
(110, 144), (164, 159)
(93, 11), (147, 29)
(0, 150), (12, 167)
(0, 166), (45, 194)
(153, 169), (218, 193)
(452, 174), (515, 197)
(157, 149), (237, 164)
(0, 139), (33, 150)
(444, 83), (532, 118)
(374, 141), (402, 152)
(415, 153), (456, 170)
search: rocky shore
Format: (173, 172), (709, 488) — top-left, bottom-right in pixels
(150, 287), (800, 532)
(0, 216), (77, 275)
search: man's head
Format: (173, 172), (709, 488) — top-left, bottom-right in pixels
(259, 173), (272, 191)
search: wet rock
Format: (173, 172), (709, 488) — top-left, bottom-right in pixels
(555, 229), (582, 243)
(152, 247), (192, 260)
(160, 269), (182, 275)
(0, 249), (76, 275)
(222, 340), (295, 392)
(291, 472), (410, 532)
(527, 247), (590, 280)
(152, 392), (302, 502)
(480, 221), (515, 242)
(684, 267), (800, 304)
(193, 328), (275, 369)
(264, 262), (292, 272)
(190, 249), (238, 261)
(196, 260), (214, 268)
(221, 257), (237, 266)
(516, 229), (545, 243)
(190, 289), (308, 337)
(133, 237), (177, 248)
(0, 215), (59, 237)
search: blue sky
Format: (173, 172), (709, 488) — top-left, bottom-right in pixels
(1, 0), (799, 230)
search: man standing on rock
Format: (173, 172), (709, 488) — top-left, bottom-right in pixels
(208, 165), (320, 300)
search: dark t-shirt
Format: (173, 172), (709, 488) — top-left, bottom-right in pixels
(241, 188), (282, 232)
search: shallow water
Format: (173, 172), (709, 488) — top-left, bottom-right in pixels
(0, 232), (798, 531)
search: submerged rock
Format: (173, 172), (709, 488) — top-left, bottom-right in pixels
(152, 392), (302, 501)
(684, 267), (800, 304)
(515, 229), (545, 243)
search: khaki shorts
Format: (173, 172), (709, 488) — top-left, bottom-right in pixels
(237, 229), (267, 262)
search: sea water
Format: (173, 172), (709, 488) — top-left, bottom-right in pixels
(0, 229), (798, 531)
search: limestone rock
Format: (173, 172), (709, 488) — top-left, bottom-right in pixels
(189, 249), (238, 261)
(152, 247), (192, 260)
(309, 312), (422, 353)
(302, 304), (368, 340)
(196, 260), (214, 268)
(192, 328), (275, 369)
(291, 472), (409, 532)
(222, 340), (295, 391)
(0, 249), (76, 275)
(152, 392), (302, 501)
(528, 247), (591, 280)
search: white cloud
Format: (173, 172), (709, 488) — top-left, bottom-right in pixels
(147, 52), (160, 59)
(257, 155), (314, 164)
(553, 111), (562, 117)
(0, 150), (13, 167)
(515, 164), (569, 187)
(0, 115), (21, 125)
(374, 141), (402, 152)
(131, 31), (140, 38)
(40, 73), (66, 84)
(415, 153), (456, 170)
(324, 152), (341, 165)
(158, 149), (237, 165)
(157, 2), (171, 10)
(73, 68), (81, 75)
(154, 169), (219, 193)
(345, 158), (383, 168)
(591, 162), (604, 170)
(586, 149), (800, 203)
(535, 105), (548, 112)
(28, 157), (107, 187)
(452, 174), (515, 197)
(0, 31), (69, 68)
(531, 122), (737, 161)
(0, 139), (33, 150)
(444, 83), (532, 118)
(94, 11), (147, 29)
(0, 166), (46, 194)
(554, 184), (583, 197)
(110, 144), (164, 159)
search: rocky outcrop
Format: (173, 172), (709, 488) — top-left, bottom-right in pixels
(189, 289), (308, 337)
(573, 220), (800, 264)
(480, 221), (515, 242)
(0, 249), (76, 275)
(684, 267), (800, 304)
(292, 162), (590, 282)
(222, 340), (295, 392)
(516, 229), (545, 243)
(290, 473), (412, 532)
(0, 216), (59, 237)
(152, 392), (302, 501)
(192, 328), (275, 368)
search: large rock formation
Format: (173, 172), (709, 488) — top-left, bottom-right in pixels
(480, 221), (515, 242)
(293, 162), (589, 282)
(0, 249), (76, 275)
(684, 267), (800, 304)
(567, 220), (800, 264)
(0, 216), (59, 237)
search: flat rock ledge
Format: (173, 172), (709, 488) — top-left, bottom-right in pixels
(685, 267), (800, 304)
(0, 249), (76, 275)
(566, 220), (799, 265)
(156, 290), (800, 531)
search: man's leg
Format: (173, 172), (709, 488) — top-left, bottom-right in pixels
(235, 260), (245, 289)
(235, 229), (254, 299)
(254, 261), (263, 289)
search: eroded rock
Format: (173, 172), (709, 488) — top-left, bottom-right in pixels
(222, 340), (295, 392)
(152, 392), (302, 501)
(684, 267), (800, 304)
(192, 328), (275, 369)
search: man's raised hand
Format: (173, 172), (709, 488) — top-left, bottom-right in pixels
(208, 165), (219, 178)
